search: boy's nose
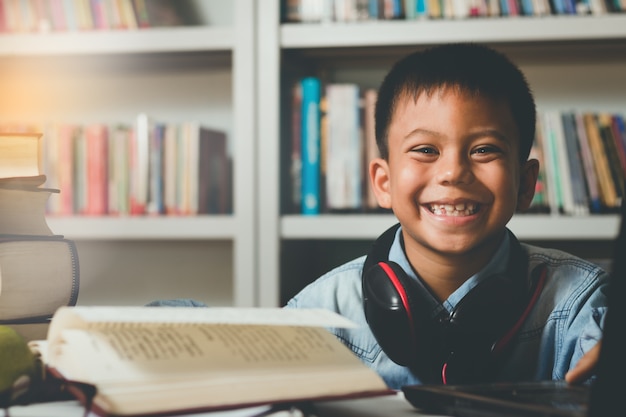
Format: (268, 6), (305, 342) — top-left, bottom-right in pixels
(436, 154), (474, 185)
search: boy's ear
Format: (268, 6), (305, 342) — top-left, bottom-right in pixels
(370, 157), (392, 209)
(516, 158), (540, 212)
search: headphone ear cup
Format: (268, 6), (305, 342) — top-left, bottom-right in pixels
(363, 261), (425, 368)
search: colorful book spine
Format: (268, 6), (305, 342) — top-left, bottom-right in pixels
(300, 77), (322, 215)
(574, 112), (602, 213)
(538, 113), (564, 214)
(325, 83), (362, 211)
(584, 113), (618, 209)
(290, 82), (303, 214)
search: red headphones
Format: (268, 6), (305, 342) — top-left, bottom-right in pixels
(362, 224), (546, 384)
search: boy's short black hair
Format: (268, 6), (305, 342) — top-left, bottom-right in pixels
(375, 43), (536, 163)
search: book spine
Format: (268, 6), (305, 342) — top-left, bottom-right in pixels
(597, 113), (625, 206)
(163, 123), (179, 215)
(108, 124), (131, 216)
(527, 127), (550, 213)
(538, 112), (564, 214)
(325, 83), (362, 211)
(147, 123), (165, 215)
(610, 114), (626, 175)
(197, 128), (229, 214)
(58, 124), (76, 215)
(561, 112), (590, 215)
(85, 123), (109, 215)
(73, 126), (88, 214)
(290, 82), (303, 214)
(584, 113), (618, 209)
(0, 237), (79, 321)
(363, 89), (379, 211)
(574, 112), (602, 213)
(549, 111), (575, 215)
(130, 113), (150, 215)
(300, 77), (322, 215)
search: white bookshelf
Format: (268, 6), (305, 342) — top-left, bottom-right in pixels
(280, 214), (621, 240)
(0, 26), (235, 55)
(3, 2), (625, 310)
(47, 216), (238, 240)
(256, 0), (626, 307)
(0, 1), (257, 308)
(280, 15), (626, 47)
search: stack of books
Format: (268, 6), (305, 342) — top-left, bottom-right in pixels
(0, 133), (80, 341)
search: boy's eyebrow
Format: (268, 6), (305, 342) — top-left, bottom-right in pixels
(403, 127), (442, 140)
(404, 128), (511, 143)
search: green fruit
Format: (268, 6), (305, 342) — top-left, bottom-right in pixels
(0, 326), (36, 395)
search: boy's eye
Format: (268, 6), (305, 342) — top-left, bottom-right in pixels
(472, 145), (501, 155)
(412, 146), (438, 155)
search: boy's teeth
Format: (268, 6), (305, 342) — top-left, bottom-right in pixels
(430, 203), (477, 216)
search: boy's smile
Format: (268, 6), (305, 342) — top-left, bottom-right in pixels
(370, 88), (538, 293)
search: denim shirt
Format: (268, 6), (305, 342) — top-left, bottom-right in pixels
(285, 227), (609, 390)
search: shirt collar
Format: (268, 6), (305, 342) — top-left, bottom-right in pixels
(387, 226), (512, 313)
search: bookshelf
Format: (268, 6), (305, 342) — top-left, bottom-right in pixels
(256, 0), (626, 306)
(0, 1), (257, 307)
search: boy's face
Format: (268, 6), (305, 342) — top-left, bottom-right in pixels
(370, 88), (538, 261)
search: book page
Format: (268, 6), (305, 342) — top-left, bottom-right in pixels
(50, 320), (368, 383)
(47, 306), (357, 342)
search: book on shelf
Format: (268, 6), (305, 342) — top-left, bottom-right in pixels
(324, 83), (363, 211)
(0, 235), (80, 341)
(583, 113), (620, 210)
(597, 113), (625, 204)
(147, 122), (165, 215)
(609, 114), (626, 175)
(8, 117), (232, 217)
(538, 112), (566, 214)
(28, 306), (392, 417)
(84, 123), (109, 216)
(130, 113), (151, 215)
(560, 112), (590, 215)
(42, 124), (77, 215)
(574, 112), (602, 213)
(0, 0), (199, 33)
(108, 124), (132, 216)
(363, 88), (379, 210)
(525, 110), (626, 216)
(197, 126), (231, 214)
(284, 0), (624, 21)
(292, 79), (383, 214)
(289, 80), (303, 214)
(300, 77), (322, 215)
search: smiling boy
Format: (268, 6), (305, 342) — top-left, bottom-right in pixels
(286, 43), (608, 389)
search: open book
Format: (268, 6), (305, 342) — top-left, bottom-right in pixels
(29, 306), (391, 416)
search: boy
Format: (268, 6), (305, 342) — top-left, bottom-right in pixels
(285, 43), (608, 390)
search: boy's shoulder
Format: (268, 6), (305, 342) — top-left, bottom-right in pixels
(286, 256), (366, 311)
(521, 242), (609, 286)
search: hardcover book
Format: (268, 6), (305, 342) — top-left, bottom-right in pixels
(28, 307), (391, 417)
(0, 236), (80, 340)
(300, 77), (322, 215)
(0, 187), (59, 236)
(0, 132), (42, 180)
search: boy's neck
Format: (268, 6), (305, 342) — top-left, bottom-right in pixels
(405, 237), (505, 302)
